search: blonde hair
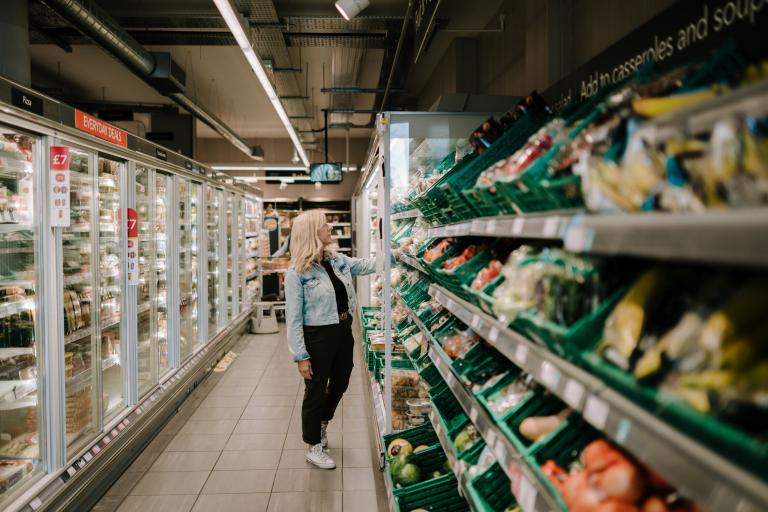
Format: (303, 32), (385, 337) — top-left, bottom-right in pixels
(290, 210), (335, 272)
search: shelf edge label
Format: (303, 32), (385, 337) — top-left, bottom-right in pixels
(49, 146), (70, 227)
(74, 109), (128, 147)
(127, 207), (139, 285)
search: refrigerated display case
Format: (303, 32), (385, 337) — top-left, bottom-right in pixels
(0, 125), (43, 500)
(97, 156), (125, 420)
(0, 75), (263, 511)
(135, 166), (171, 395)
(244, 197), (262, 304)
(206, 186), (221, 337)
(225, 193), (234, 322)
(178, 178), (202, 361)
(60, 143), (99, 457)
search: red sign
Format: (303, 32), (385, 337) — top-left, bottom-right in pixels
(74, 110), (128, 147)
(50, 146), (70, 170)
(126, 208), (138, 238)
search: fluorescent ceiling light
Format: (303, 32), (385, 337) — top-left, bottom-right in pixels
(213, 0), (309, 167)
(335, 0), (370, 20)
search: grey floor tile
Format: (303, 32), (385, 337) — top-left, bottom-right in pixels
(145, 434), (174, 454)
(266, 491), (342, 512)
(342, 406), (368, 420)
(342, 431), (371, 449)
(233, 419), (290, 434)
(199, 395), (250, 409)
(131, 471), (209, 495)
(241, 405), (293, 420)
(126, 450), (161, 473)
(278, 449), (342, 469)
(179, 419), (238, 435)
(105, 470), (144, 497)
(116, 494), (197, 512)
(342, 490), (378, 510)
(160, 414), (190, 436)
(252, 386), (298, 396)
(224, 433), (286, 451)
(342, 418), (368, 433)
(214, 450), (282, 470)
(91, 495), (123, 512)
(342, 448), (373, 468)
(200, 469), (276, 494)
(325, 418), (342, 433)
(342, 467), (376, 490)
(191, 493), (270, 512)
(343, 385), (363, 396)
(190, 407), (244, 421)
(206, 386), (256, 398)
(283, 432), (342, 450)
(150, 451), (221, 472)
(272, 468), (343, 492)
(166, 434), (230, 452)
(247, 395), (295, 407)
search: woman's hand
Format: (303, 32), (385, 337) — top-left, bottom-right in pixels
(297, 359), (313, 379)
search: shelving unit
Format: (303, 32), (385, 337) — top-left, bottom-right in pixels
(425, 209), (768, 267)
(357, 77), (768, 512)
(428, 283), (768, 512)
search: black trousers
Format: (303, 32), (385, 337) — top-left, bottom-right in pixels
(301, 316), (354, 445)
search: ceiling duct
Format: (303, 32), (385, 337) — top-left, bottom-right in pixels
(40, 0), (262, 159)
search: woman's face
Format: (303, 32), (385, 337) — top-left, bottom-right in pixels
(317, 222), (334, 246)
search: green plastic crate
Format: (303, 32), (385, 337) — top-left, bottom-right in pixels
(498, 388), (569, 456)
(467, 463), (517, 512)
(382, 422), (440, 458)
(394, 471), (469, 512)
(430, 385), (468, 437)
(526, 418), (602, 511)
(388, 444), (455, 497)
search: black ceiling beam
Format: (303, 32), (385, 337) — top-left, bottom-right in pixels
(321, 86), (406, 94)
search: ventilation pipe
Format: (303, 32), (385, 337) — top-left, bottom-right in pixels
(43, 0), (262, 160)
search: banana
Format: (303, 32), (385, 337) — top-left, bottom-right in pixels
(632, 87), (720, 118)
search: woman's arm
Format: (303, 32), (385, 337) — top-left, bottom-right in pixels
(284, 269), (310, 362)
(340, 253), (376, 276)
(271, 237), (289, 258)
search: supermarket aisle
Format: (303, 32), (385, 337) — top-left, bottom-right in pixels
(93, 324), (388, 512)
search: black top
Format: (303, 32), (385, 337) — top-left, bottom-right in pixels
(321, 260), (348, 315)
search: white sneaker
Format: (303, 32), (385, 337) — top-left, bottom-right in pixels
(306, 443), (336, 469)
(320, 422), (329, 449)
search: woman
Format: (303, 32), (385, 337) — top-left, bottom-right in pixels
(285, 210), (375, 469)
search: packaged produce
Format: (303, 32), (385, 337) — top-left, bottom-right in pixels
(599, 268), (768, 438)
(471, 260), (502, 290)
(423, 239), (453, 263)
(441, 245), (480, 271)
(439, 329), (479, 359)
(492, 246), (602, 326)
(543, 439), (699, 512)
(485, 377), (532, 417)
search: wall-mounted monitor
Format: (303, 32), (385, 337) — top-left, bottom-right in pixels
(310, 162), (343, 183)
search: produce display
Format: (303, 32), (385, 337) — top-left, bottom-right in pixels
(543, 439), (699, 512)
(368, 44), (768, 512)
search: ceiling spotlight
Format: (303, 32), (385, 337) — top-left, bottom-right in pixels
(315, 181), (322, 190)
(334, 0), (370, 20)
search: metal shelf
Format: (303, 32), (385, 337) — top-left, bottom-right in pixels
(330, 222), (351, 227)
(428, 283), (768, 512)
(245, 232), (259, 238)
(397, 253), (427, 275)
(0, 298), (34, 319)
(0, 377), (37, 405)
(427, 345), (558, 512)
(426, 407), (479, 512)
(391, 209), (420, 220)
(425, 209), (768, 267)
(245, 271), (259, 281)
(395, 292), (557, 512)
(0, 223), (33, 234)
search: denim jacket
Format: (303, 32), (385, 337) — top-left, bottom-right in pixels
(285, 254), (376, 362)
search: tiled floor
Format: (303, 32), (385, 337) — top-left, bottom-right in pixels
(92, 325), (387, 512)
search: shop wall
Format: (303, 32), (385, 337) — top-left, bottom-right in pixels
(417, 0), (676, 105)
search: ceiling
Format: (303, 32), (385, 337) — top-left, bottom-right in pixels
(27, 0), (409, 150)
